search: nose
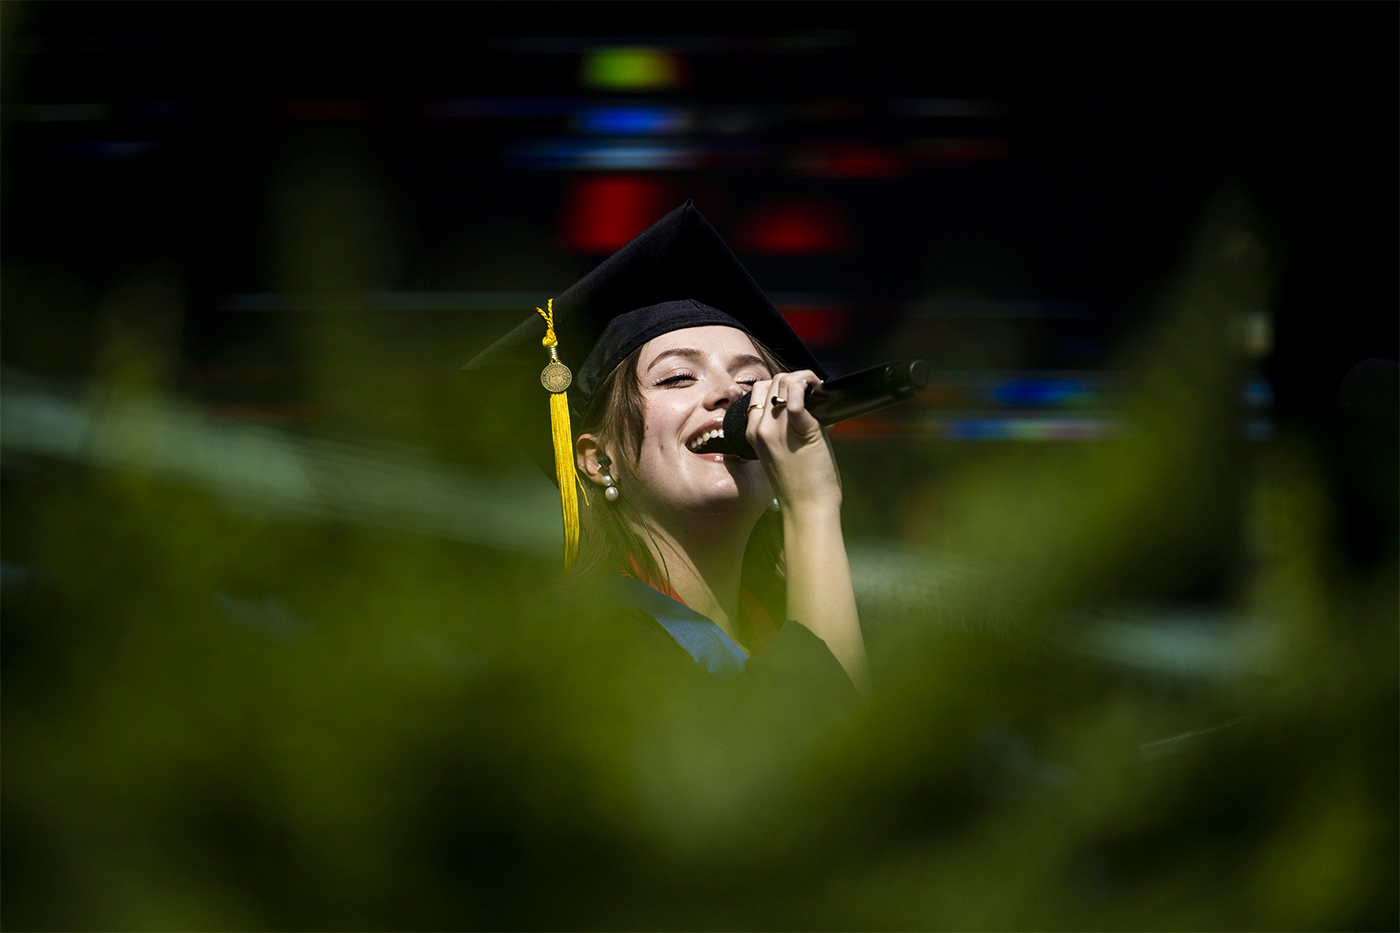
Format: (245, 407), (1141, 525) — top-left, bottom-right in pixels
(707, 378), (747, 411)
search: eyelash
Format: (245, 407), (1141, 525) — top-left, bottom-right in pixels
(652, 373), (763, 388)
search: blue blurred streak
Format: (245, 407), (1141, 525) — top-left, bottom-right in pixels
(939, 415), (1118, 440)
(1243, 378), (1274, 407)
(507, 139), (760, 170)
(573, 105), (694, 135)
(508, 139), (704, 170)
(992, 377), (1087, 407)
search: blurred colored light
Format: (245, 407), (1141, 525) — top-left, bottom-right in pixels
(509, 140), (702, 170)
(992, 377), (1086, 407)
(779, 308), (850, 348)
(733, 200), (851, 254)
(943, 417), (1117, 440)
(829, 415), (1118, 442)
(1236, 310), (1273, 357)
(560, 176), (674, 253)
(790, 142), (906, 178)
(944, 417), (1115, 440)
(574, 105), (694, 135)
(1243, 379), (1274, 407)
(581, 48), (684, 90)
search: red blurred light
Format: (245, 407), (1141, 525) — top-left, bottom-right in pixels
(828, 414), (911, 440)
(780, 307), (850, 348)
(560, 176), (675, 253)
(733, 200), (851, 255)
(790, 142), (907, 178)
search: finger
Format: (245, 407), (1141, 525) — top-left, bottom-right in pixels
(752, 373), (793, 461)
(780, 373), (822, 436)
(746, 377), (772, 420)
(746, 377), (773, 446)
(781, 372), (813, 416)
(767, 372), (790, 418)
(770, 371), (816, 408)
(778, 369), (812, 414)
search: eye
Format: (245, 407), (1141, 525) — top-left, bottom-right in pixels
(653, 371), (697, 387)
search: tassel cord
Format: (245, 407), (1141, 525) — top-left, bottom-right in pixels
(536, 300), (580, 569)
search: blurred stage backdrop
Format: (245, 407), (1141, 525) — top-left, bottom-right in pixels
(2, 3), (1396, 929)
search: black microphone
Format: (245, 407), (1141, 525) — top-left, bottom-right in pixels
(698, 359), (930, 459)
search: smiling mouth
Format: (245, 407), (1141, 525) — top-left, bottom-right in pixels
(688, 427), (729, 454)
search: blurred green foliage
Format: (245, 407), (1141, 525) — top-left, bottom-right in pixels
(2, 158), (1395, 930)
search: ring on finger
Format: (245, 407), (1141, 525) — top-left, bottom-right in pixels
(770, 395), (786, 409)
(747, 401), (765, 412)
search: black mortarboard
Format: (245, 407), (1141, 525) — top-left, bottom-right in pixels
(461, 201), (824, 566)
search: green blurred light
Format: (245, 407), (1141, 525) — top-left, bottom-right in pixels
(581, 48), (682, 90)
(0, 372), (561, 555)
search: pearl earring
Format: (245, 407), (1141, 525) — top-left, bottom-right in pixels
(770, 497), (781, 512)
(598, 454), (620, 502)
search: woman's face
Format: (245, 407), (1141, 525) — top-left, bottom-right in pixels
(624, 325), (774, 518)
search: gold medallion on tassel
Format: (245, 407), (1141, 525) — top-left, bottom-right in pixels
(540, 359), (572, 394)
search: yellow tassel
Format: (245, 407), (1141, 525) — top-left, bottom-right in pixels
(548, 391), (579, 567)
(535, 300), (579, 569)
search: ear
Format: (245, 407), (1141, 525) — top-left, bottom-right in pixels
(575, 433), (611, 486)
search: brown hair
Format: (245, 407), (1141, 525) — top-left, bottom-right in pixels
(571, 337), (788, 618)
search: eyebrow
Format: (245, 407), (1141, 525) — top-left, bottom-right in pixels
(645, 347), (769, 373)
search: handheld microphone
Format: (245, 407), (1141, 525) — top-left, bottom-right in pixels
(697, 359), (930, 459)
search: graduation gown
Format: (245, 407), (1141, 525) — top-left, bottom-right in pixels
(608, 573), (859, 698)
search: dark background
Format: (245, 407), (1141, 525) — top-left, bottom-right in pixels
(3, 2), (1395, 420)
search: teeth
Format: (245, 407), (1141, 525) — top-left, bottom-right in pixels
(688, 427), (725, 451)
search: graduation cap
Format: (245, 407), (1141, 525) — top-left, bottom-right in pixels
(461, 200), (825, 567)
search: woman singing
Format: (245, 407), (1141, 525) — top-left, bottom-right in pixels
(463, 202), (869, 695)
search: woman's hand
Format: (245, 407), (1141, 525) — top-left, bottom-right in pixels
(745, 370), (869, 696)
(744, 370), (842, 516)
